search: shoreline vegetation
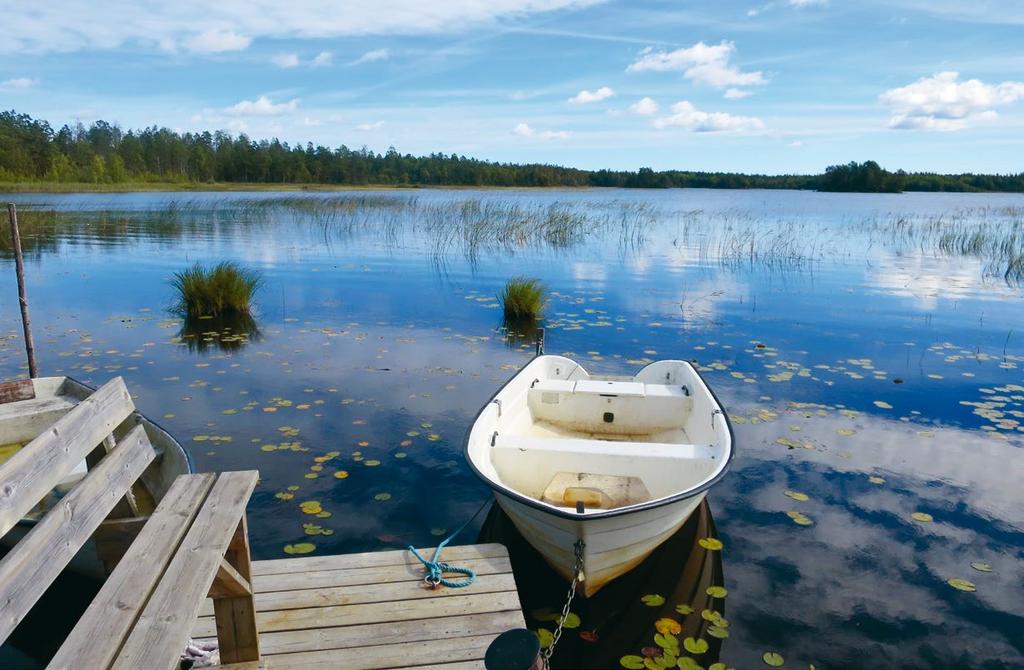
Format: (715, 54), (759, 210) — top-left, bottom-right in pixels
(3, 110), (1024, 194)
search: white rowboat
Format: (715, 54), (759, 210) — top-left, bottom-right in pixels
(465, 355), (733, 596)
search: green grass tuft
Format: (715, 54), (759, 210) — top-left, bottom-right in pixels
(172, 261), (262, 318)
(499, 276), (546, 320)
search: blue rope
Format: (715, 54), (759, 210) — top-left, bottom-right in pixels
(408, 499), (490, 588)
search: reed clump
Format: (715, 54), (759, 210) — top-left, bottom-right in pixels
(172, 261), (262, 318)
(500, 277), (546, 320)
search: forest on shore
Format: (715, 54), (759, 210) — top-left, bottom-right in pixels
(2, 110), (1022, 193)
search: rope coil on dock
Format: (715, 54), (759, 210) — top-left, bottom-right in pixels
(408, 499), (490, 588)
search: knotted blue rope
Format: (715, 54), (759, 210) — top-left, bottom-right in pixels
(408, 499), (490, 588)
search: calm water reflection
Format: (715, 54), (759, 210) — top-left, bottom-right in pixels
(1, 189), (1022, 668)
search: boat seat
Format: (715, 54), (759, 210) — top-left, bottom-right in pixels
(530, 379), (689, 399)
(541, 472), (652, 509)
(492, 434), (717, 461)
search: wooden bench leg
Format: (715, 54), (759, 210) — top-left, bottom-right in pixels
(212, 516), (261, 664)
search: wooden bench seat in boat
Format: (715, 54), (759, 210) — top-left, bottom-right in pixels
(492, 433), (717, 461)
(0, 376), (261, 669)
(527, 379), (693, 435)
(541, 472), (652, 509)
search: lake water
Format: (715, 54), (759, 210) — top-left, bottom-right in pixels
(1, 188), (1022, 669)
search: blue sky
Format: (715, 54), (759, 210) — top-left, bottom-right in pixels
(2, 0), (1023, 174)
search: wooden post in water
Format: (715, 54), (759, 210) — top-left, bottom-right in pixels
(6, 203), (38, 378)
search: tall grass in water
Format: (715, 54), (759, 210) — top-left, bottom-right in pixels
(500, 277), (546, 319)
(172, 262), (262, 318)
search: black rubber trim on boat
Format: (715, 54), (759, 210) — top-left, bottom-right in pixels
(462, 355), (737, 521)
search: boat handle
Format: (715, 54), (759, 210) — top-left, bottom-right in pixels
(711, 408), (722, 429)
(490, 431), (498, 447)
(492, 398), (502, 417)
(681, 385), (690, 396)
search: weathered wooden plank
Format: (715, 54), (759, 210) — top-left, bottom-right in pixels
(0, 376), (134, 537)
(254, 555), (513, 594)
(49, 473), (216, 670)
(253, 543), (509, 576)
(192, 590), (523, 638)
(380, 662), (485, 670)
(263, 633), (497, 670)
(215, 515), (260, 664)
(211, 558), (253, 598)
(197, 571), (519, 618)
(0, 396), (75, 446)
(217, 610), (523, 656)
(0, 379), (34, 405)
(113, 470), (258, 670)
(0, 424), (154, 644)
(219, 662), (272, 670)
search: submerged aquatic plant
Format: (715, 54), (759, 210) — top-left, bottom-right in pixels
(171, 261), (262, 318)
(499, 277), (546, 320)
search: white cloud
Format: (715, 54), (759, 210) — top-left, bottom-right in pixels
(880, 71), (1024, 131)
(312, 51), (333, 66)
(272, 52), (300, 68)
(724, 88), (752, 99)
(355, 121), (385, 131)
(627, 41), (766, 94)
(568, 85), (615, 104)
(629, 97), (659, 115)
(302, 116), (323, 126)
(512, 123), (570, 140)
(352, 48), (389, 65)
(652, 101), (765, 132)
(1, 1), (599, 54)
(226, 95), (299, 116)
(789, 0), (828, 6)
(185, 29), (251, 53)
(0, 77), (37, 90)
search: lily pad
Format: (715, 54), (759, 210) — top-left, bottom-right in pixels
(947, 578), (976, 592)
(620, 655), (645, 670)
(655, 618), (682, 635)
(537, 628), (554, 649)
(970, 562), (993, 572)
(706, 586), (728, 598)
(641, 594), (666, 606)
(698, 537), (723, 551)
(784, 490), (809, 502)
(283, 542), (315, 555)
(675, 604), (694, 615)
(911, 512), (933, 523)
(558, 612), (581, 629)
(762, 651), (785, 667)
(683, 637), (708, 655)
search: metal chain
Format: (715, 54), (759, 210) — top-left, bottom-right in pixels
(541, 540), (585, 670)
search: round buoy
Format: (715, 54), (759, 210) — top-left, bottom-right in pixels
(484, 628), (542, 670)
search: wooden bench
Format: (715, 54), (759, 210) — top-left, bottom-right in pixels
(0, 377), (261, 669)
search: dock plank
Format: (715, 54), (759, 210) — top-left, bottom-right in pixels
(257, 634), (498, 670)
(195, 544), (521, 669)
(198, 571), (518, 617)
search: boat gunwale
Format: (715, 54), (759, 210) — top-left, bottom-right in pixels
(463, 355), (736, 521)
(9, 375), (195, 529)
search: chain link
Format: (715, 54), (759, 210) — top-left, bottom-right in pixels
(541, 539), (585, 670)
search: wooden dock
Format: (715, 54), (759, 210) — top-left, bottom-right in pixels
(191, 543), (524, 669)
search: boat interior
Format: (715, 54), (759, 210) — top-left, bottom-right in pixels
(483, 361), (729, 513)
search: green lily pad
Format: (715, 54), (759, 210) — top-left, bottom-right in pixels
(706, 586), (728, 598)
(683, 637), (708, 655)
(762, 651), (785, 666)
(558, 612), (581, 629)
(970, 562), (993, 572)
(537, 628), (554, 649)
(641, 594), (666, 606)
(675, 604), (694, 615)
(620, 656), (645, 670)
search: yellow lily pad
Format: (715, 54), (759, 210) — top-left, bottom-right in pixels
(947, 578), (976, 592)
(911, 512), (933, 522)
(698, 537), (723, 551)
(655, 618), (682, 635)
(706, 586), (728, 598)
(537, 628), (553, 649)
(283, 542), (315, 555)
(784, 490), (809, 502)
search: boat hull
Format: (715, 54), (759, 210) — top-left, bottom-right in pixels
(495, 489), (706, 597)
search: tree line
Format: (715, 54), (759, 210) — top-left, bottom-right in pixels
(2, 110), (1022, 192)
